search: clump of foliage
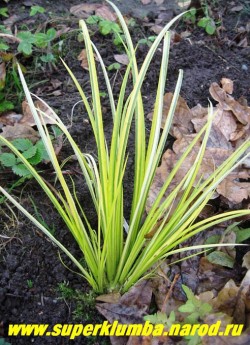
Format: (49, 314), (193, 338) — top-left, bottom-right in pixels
(84, 15), (125, 46)
(0, 138), (48, 177)
(145, 284), (213, 344)
(58, 282), (96, 321)
(0, 1), (250, 295)
(0, 5), (62, 114)
(182, 1), (218, 35)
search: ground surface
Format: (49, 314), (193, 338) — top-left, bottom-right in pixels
(0, 0), (250, 344)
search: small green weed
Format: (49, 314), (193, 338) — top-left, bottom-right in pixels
(0, 18), (59, 116)
(0, 138), (49, 177)
(197, 16), (216, 35)
(0, 7), (8, 17)
(29, 5), (45, 17)
(178, 285), (212, 323)
(145, 284), (213, 344)
(16, 28), (56, 56)
(58, 282), (96, 321)
(107, 62), (121, 71)
(86, 15), (124, 46)
(204, 223), (250, 268)
(182, 3), (218, 35)
(27, 279), (33, 288)
(138, 35), (157, 47)
(0, 94), (14, 113)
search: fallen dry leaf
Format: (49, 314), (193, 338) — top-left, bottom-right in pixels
(221, 77), (234, 94)
(70, 3), (116, 21)
(1, 123), (40, 142)
(211, 279), (239, 315)
(95, 5), (117, 21)
(147, 80), (250, 208)
(150, 25), (163, 35)
(177, 0), (191, 8)
(50, 79), (62, 89)
(197, 256), (240, 294)
(20, 99), (57, 126)
(97, 281), (152, 345)
(96, 292), (121, 304)
(114, 54), (129, 65)
(203, 312), (250, 345)
(213, 107), (237, 141)
(147, 93), (194, 136)
(77, 49), (89, 70)
(70, 3), (101, 18)
(51, 90), (62, 96)
(0, 111), (22, 125)
(141, 0), (152, 4)
(217, 179), (250, 204)
(209, 82), (250, 125)
(3, 14), (19, 28)
(242, 252), (250, 270)
(230, 5), (244, 12)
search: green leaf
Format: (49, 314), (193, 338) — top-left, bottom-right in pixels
(199, 302), (212, 315)
(0, 25), (11, 34)
(186, 312), (200, 324)
(99, 20), (121, 35)
(181, 285), (196, 302)
(99, 20), (113, 35)
(35, 28), (56, 48)
(148, 36), (157, 42)
(11, 138), (33, 152)
(27, 149), (42, 165)
(40, 53), (56, 63)
(0, 99), (14, 112)
(205, 21), (216, 35)
(113, 33), (124, 46)
(0, 41), (9, 51)
(21, 145), (37, 160)
(0, 153), (17, 167)
(235, 227), (250, 243)
(34, 33), (48, 48)
(17, 31), (36, 55)
(138, 38), (148, 45)
(197, 17), (209, 28)
(144, 312), (169, 324)
(29, 5), (45, 16)
(0, 7), (9, 17)
(179, 301), (196, 313)
(185, 333), (201, 345)
(46, 28), (56, 41)
(12, 164), (31, 177)
(17, 31), (36, 43)
(108, 62), (121, 71)
(36, 140), (50, 160)
(51, 125), (63, 138)
(86, 15), (100, 24)
(206, 250), (234, 268)
(205, 234), (221, 245)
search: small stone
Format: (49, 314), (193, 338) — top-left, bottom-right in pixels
(11, 308), (18, 316)
(242, 64), (248, 71)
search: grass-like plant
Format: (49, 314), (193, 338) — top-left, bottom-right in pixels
(0, 1), (250, 293)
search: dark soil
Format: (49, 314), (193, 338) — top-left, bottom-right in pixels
(0, 0), (250, 344)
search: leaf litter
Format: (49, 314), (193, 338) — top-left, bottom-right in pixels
(147, 78), (250, 209)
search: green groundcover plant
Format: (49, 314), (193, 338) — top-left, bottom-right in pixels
(0, 2), (250, 293)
